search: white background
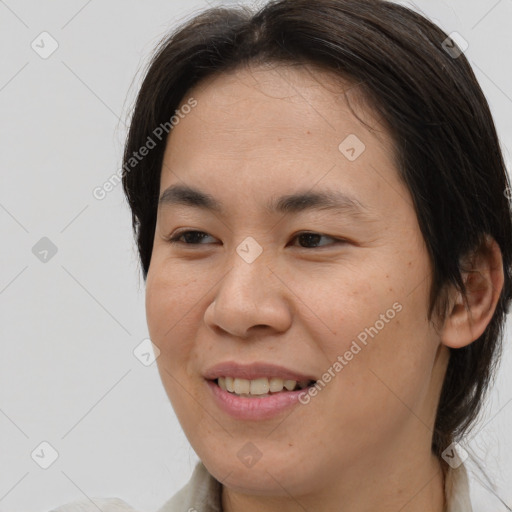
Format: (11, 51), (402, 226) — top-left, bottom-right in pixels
(1, 0), (511, 510)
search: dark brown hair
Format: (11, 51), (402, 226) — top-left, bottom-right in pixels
(122, 0), (512, 473)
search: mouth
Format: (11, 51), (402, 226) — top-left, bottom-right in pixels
(212, 376), (317, 398)
(204, 361), (318, 418)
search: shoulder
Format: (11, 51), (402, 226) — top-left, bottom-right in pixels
(49, 497), (141, 512)
(49, 464), (221, 512)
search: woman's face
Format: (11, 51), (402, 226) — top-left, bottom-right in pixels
(146, 64), (448, 499)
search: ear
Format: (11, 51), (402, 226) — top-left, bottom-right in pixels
(440, 236), (505, 349)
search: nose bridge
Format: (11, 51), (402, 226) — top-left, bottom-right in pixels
(223, 237), (274, 306)
(204, 238), (292, 336)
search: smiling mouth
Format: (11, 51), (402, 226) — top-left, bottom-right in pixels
(213, 376), (316, 397)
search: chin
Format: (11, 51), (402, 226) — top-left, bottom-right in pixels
(201, 450), (317, 497)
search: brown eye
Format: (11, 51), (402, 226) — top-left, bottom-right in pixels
(291, 232), (342, 248)
(168, 230), (216, 245)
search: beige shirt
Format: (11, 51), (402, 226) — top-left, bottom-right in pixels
(50, 461), (473, 512)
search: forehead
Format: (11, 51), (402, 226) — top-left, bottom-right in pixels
(170, 61), (386, 144)
(160, 62), (400, 214)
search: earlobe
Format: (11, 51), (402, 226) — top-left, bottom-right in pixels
(440, 236), (505, 349)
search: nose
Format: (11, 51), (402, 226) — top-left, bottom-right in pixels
(203, 250), (293, 339)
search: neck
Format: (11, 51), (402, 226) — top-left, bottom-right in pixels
(221, 451), (446, 512)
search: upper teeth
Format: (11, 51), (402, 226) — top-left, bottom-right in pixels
(217, 377), (310, 396)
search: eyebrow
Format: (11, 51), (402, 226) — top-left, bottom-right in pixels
(158, 184), (375, 220)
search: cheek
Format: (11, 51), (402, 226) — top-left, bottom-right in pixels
(145, 265), (204, 416)
(321, 282), (435, 433)
(309, 248), (433, 378)
(145, 261), (202, 357)
(294, 261), (397, 351)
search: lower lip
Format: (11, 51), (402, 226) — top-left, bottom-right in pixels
(206, 379), (310, 420)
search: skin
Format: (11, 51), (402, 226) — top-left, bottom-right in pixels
(145, 62), (504, 512)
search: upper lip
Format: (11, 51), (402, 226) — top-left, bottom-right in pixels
(203, 361), (317, 382)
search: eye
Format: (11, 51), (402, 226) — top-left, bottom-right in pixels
(167, 230), (217, 245)
(167, 230), (344, 249)
(290, 232), (343, 248)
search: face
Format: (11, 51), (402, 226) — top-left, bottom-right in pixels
(145, 63), (447, 498)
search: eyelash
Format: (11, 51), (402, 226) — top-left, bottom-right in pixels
(166, 230), (346, 249)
